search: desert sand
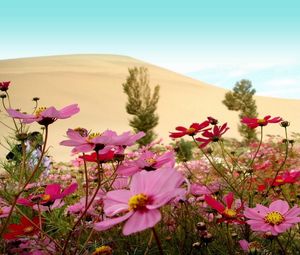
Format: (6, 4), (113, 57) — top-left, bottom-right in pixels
(0, 54), (299, 162)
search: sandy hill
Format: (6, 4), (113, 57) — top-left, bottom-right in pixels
(0, 54), (299, 162)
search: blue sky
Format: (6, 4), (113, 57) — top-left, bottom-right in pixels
(1, 0), (300, 98)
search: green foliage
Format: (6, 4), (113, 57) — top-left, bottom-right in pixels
(174, 139), (194, 162)
(123, 67), (160, 146)
(222, 79), (258, 142)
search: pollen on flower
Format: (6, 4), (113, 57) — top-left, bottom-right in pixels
(35, 107), (47, 117)
(264, 211), (285, 225)
(0, 208), (3, 215)
(88, 132), (101, 140)
(128, 193), (148, 210)
(23, 226), (34, 233)
(92, 245), (112, 255)
(257, 119), (267, 125)
(42, 194), (51, 202)
(145, 157), (156, 165)
(223, 208), (237, 218)
(186, 127), (196, 135)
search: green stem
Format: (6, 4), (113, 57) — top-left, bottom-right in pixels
(264, 127), (289, 199)
(152, 227), (164, 255)
(61, 153), (103, 255)
(0, 125), (49, 237)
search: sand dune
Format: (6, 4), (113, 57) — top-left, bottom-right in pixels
(0, 54), (299, 162)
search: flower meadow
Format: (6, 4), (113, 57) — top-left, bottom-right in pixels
(1, 82), (300, 254)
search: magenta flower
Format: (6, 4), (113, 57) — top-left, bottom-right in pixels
(17, 182), (78, 207)
(205, 192), (244, 224)
(117, 150), (175, 176)
(0, 81), (10, 91)
(94, 167), (185, 235)
(7, 104), (79, 126)
(196, 123), (229, 148)
(244, 200), (300, 235)
(241, 115), (282, 129)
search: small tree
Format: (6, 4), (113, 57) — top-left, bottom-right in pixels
(223, 79), (258, 142)
(123, 67), (160, 146)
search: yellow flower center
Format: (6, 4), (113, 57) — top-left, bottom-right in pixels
(92, 245), (112, 255)
(264, 211), (285, 225)
(257, 118), (266, 124)
(87, 132), (101, 142)
(23, 226), (34, 233)
(145, 157), (156, 165)
(128, 193), (148, 210)
(223, 208), (237, 218)
(186, 127), (196, 135)
(35, 107), (47, 117)
(42, 194), (51, 201)
(0, 208), (3, 215)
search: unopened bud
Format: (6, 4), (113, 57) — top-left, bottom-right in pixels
(280, 121), (290, 127)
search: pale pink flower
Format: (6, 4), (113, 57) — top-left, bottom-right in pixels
(244, 200), (300, 235)
(7, 104), (79, 126)
(94, 167), (185, 235)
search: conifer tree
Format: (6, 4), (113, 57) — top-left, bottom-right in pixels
(123, 67), (160, 146)
(223, 79), (258, 142)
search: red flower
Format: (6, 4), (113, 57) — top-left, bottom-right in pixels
(241, 115), (282, 129)
(80, 150), (115, 163)
(170, 121), (210, 138)
(259, 171), (300, 190)
(0, 81), (10, 91)
(196, 123), (229, 148)
(3, 216), (40, 240)
(205, 192), (244, 224)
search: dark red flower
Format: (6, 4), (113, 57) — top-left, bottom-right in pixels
(241, 115), (282, 129)
(170, 121), (210, 138)
(80, 150), (115, 163)
(3, 216), (40, 240)
(196, 123), (229, 148)
(0, 81), (10, 91)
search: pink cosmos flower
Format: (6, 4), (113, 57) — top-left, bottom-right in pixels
(196, 123), (229, 148)
(117, 150), (175, 176)
(239, 240), (261, 253)
(0, 205), (11, 218)
(60, 128), (113, 153)
(67, 190), (104, 216)
(0, 81), (10, 91)
(241, 115), (282, 129)
(7, 104), (79, 126)
(205, 192), (244, 224)
(17, 183), (78, 208)
(169, 121), (210, 138)
(190, 183), (218, 196)
(60, 129), (143, 154)
(94, 167), (185, 235)
(244, 200), (300, 235)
